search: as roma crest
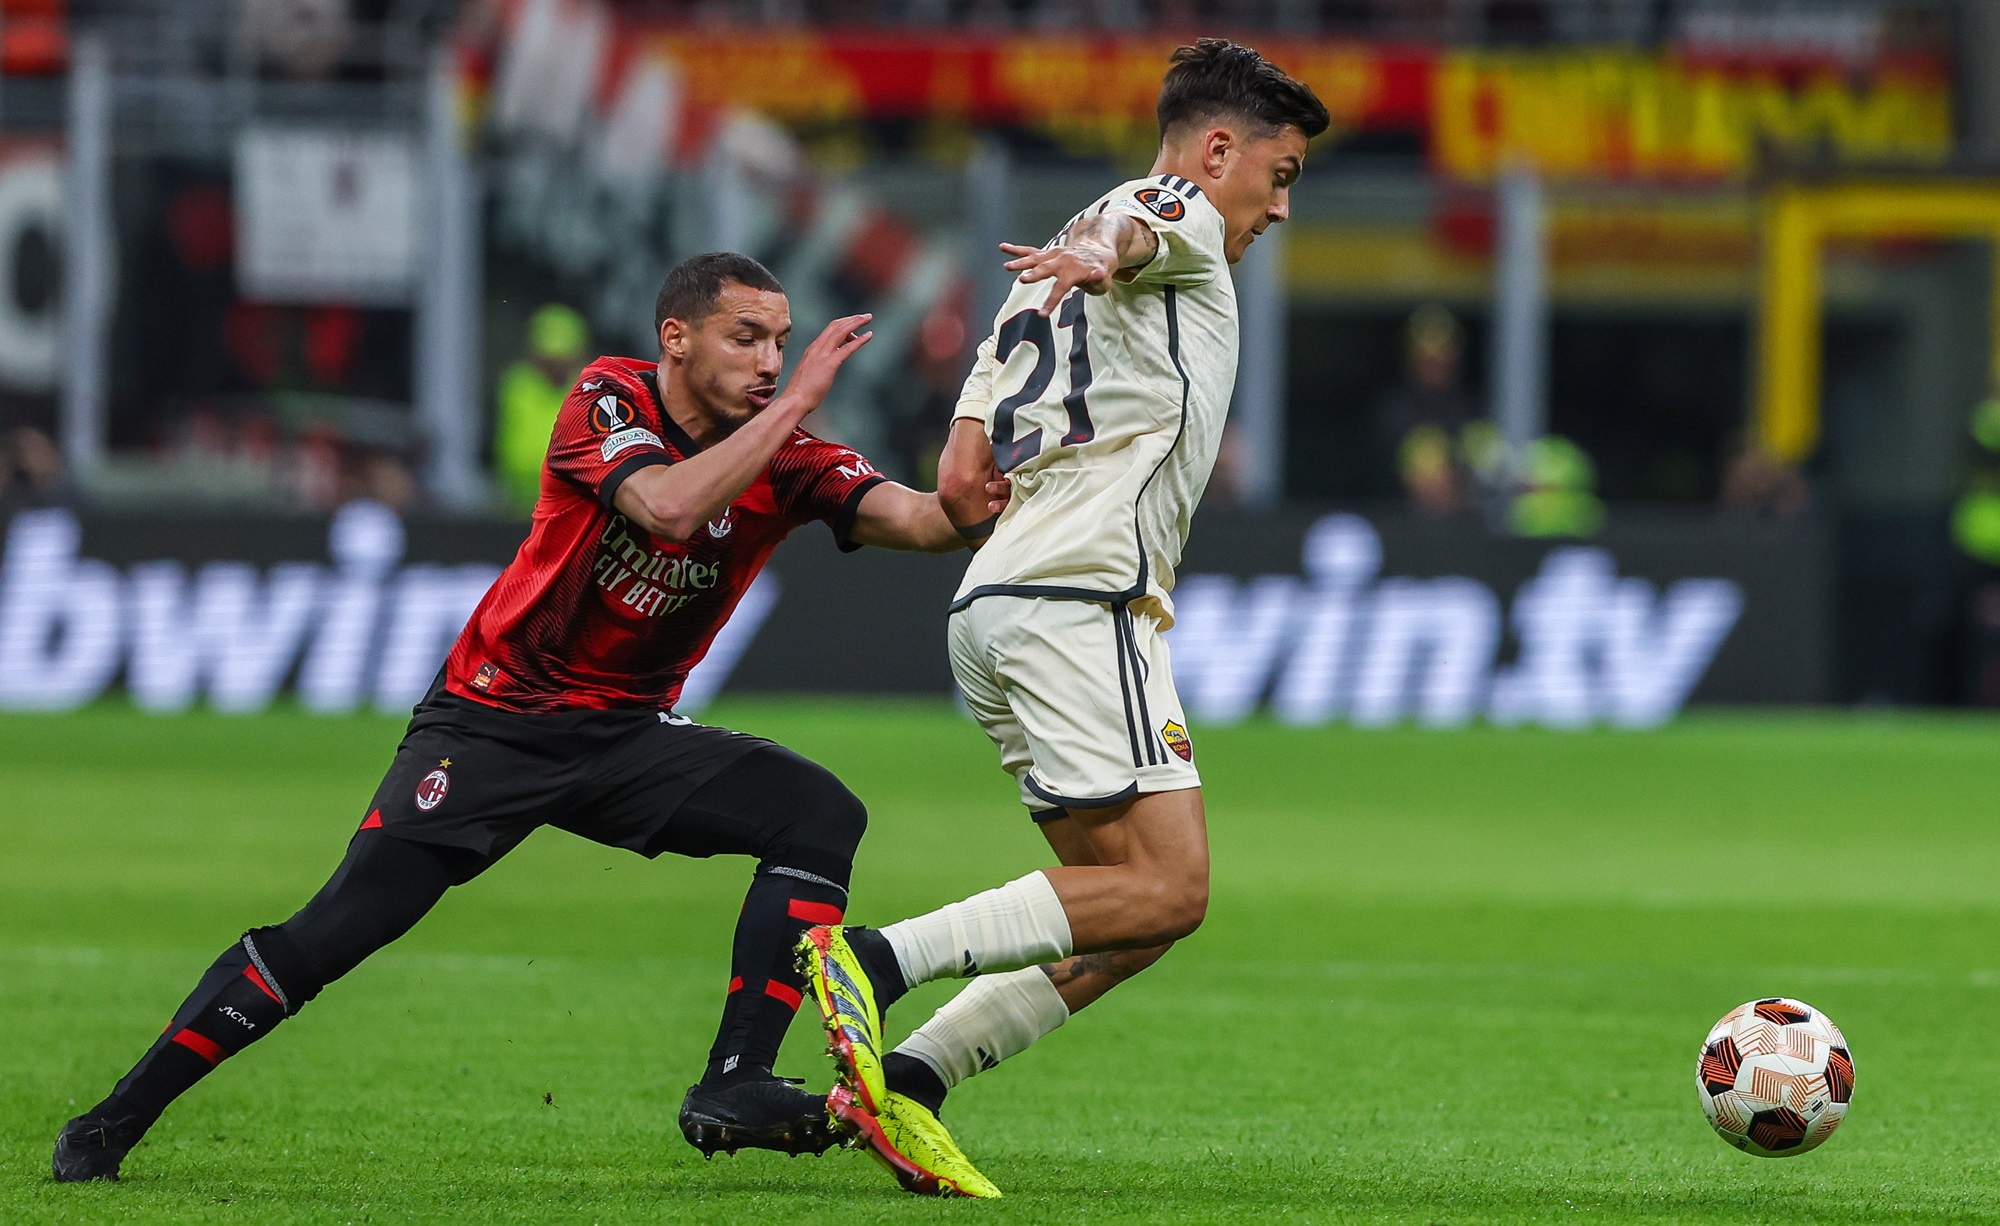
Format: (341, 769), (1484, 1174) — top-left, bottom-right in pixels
(1160, 720), (1193, 762)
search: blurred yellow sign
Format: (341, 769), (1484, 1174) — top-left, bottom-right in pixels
(1433, 52), (1950, 182)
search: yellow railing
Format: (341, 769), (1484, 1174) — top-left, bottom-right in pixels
(1757, 182), (2000, 461)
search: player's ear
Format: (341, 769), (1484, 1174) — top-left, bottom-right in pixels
(659, 317), (687, 362)
(1201, 126), (1233, 180)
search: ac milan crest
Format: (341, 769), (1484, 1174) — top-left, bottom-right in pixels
(414, 766), (451, 811)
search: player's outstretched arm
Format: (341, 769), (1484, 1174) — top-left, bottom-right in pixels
(1000, 212), (1160, 316)
(616, 314), (872, 542)
(846, 484), (967, 553)
(849, 422), (1010, 553)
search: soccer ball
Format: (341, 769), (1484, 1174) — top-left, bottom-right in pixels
(1696, 997), (1853, 1157)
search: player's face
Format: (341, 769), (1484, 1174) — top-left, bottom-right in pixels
(1210, 125), (1308, 264)
(674, 284), (792, 429)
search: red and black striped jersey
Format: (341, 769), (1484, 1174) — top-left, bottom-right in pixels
(444, 355), (885, 713)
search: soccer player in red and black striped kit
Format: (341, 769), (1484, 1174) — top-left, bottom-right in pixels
(53, 253), (1006, 1182)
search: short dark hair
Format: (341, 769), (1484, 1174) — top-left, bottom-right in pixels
(654, 252), (785, 335)
(1156, 39), (1330, 145)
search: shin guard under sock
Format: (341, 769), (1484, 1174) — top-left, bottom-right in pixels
(879, 871), (1073, 986)
(888, 967), (1070, 1110)
(111, 931), (306, 1126)
(703, 864), (848, 1084)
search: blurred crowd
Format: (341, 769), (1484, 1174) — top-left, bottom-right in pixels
(589, 0), (1928, 44)
(1371, 303), (1821, 536)
(150, 403), (419, 512)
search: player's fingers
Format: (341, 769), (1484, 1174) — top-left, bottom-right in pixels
(998, 242), (1039, 257)
(1038, 276), (1072, 315)
(818, 313), (873, 348)
(984, 480), (1010, 495)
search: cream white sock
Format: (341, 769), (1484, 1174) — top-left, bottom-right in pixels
(894, 967), (1070, 1089)
(880, 871), (1073, 986)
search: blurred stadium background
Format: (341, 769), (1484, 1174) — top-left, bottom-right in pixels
(1, 0), (1998, 720)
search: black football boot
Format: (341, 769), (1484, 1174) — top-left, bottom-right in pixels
(52, 1098), (150, 1182)
(678, 1076), (841, 1158)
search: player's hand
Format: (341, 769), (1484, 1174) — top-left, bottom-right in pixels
(1001, 242), (1117, 316)
(780, 313), (873, 412)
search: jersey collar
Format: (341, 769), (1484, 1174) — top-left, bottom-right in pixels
(638, 369), (704, 458)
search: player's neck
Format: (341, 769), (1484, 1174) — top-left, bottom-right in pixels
(1149, 148), (1210, 192)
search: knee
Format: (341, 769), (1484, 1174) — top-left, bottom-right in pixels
(817, 784), (869, 855)
(1131, 873), (1207, 945)
(242, 925), (330, 1012)
(1159, 883), (1208, 942)
(765, 770), (868, 887)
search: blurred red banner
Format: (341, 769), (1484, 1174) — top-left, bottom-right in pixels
(622, 30), (1950, 181)
(640, 32), (1429, 139)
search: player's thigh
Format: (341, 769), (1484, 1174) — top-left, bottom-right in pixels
(948, 604), (1038, 797)
(1037, 812), (1101, 867)
(361, 708), (568, 861)
(972, 596), (1199, 809)
(569, 717), (775, 857)
(582, 725), (864, 878)
(1069, 786), (1210, 897)
(650, 742), (867, 879)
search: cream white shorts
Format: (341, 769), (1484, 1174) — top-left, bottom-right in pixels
(948, 594), (1201, 813)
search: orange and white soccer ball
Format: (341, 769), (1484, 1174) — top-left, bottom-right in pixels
(1696, 997), (1854, 1157)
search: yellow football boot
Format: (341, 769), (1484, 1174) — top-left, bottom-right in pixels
(796, 925), (888, 1115)
(829, 1084), (1002, 1199)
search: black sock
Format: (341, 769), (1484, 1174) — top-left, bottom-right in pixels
(884, 1051), (949, 1116)
(110, 939), (293, 1128)
(703, 867), (848, 1084)
(847, 926), (910, 1012)
(86, 834), (469, 1137)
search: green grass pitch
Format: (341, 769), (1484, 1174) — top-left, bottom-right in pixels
(4, 701), (2000, 1223)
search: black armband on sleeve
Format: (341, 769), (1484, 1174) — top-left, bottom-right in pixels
(830, 475), (888, 553)
(599, 453), (672, 511)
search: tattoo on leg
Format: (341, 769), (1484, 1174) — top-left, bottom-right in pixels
(1039, 952), (1122, 987)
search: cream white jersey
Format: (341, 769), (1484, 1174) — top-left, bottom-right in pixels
(950, 174), (1238, 628)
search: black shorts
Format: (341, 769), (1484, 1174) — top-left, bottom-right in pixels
(362, 684), (771, 861)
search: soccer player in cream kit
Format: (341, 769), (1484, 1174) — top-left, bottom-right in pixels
(803, 39), (1330, 1197)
